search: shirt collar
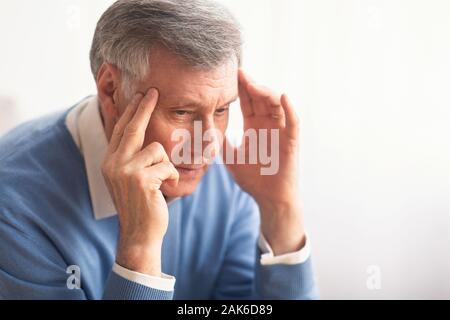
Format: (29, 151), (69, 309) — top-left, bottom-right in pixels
(66, 96), (117, 220)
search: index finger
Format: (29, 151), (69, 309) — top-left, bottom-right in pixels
(238, 69), (254, 117)
(117, 87), (159, 157)
(281, 94), (300, 139)
(107, 92), (144, 156)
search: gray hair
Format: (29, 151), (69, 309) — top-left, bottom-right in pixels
(90, 0), (242, 94)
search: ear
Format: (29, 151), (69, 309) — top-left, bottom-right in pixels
(96, 63), (121, 120)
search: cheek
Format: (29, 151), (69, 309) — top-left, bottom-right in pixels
(143, 118), (178, 157)
(217, 118), (229, 134)
(216, 112), (230, 130)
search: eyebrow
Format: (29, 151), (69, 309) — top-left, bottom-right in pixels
(219, 96), (239, 108)
(171, 95), (239, 109)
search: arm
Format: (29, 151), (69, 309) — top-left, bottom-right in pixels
(212, 191), (318, 300)
(100, 88), (179, 300)
(0, 217), (86, 300)
(215, 69), (319, 299)
(0, 210), (173, 300)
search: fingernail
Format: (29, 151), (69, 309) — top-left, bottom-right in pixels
(147, 87), (158, 97)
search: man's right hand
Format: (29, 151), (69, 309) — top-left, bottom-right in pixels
(101, 88), (179, 277)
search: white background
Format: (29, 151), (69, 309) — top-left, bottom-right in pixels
(1, 0), (449, 299)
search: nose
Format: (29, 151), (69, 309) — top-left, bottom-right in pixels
(203, 120), (222, 162)
(191, 118), (222, 164)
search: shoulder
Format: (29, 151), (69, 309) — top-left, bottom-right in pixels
(0, 108), (80, 170)
(0, 108), (88, 227)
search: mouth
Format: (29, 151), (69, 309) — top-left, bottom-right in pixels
(175, 165), (205, 179)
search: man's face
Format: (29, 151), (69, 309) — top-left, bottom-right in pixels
(123, 47), (238, 198)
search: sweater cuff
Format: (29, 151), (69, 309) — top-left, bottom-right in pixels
(113, 262), (175, 291)
(103, 269), (174, 300)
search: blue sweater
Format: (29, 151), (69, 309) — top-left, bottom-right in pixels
(0, 108), (318, 300)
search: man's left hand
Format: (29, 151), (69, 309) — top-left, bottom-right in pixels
(223, 69), (306, 256)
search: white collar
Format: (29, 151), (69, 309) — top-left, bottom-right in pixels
(65, 96), (117, 220)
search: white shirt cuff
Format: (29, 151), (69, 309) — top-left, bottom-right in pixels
(112, 263), (176, 292)
(258, 232), (311, 266)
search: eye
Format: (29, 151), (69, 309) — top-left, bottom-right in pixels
(174, 110), (191, 116)
(215, 106), (230, 116)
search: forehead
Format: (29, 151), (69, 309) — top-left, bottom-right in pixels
(138, 46), (238, 108)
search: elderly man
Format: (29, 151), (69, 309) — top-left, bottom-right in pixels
(0, 0), (318, 300)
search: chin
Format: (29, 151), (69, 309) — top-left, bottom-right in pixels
(161, 166), (208, 198)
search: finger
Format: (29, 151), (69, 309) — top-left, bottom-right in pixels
(129, 142), (170, 168)
(238, 68), (254, 88)
(107, 93), (144, 155)
(270, 104), (285, 121)
(281, 94), (300, 139)
(247, 82), (282, 107)
(118, 88), (159, 157)
(238, 70), (254, 117)
(246, 81), (283, 117)
(147, 161), (180, 187)
(239, 70), (276, 116)
(246, 83), (271, 116)
(238, 82), (254, 117)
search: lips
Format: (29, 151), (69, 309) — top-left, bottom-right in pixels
(175, 165), (205, 178)
(176, 165), (205, 170)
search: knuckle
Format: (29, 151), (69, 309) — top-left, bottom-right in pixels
(124, 124), (140, 136)
(166, 162), (179, 177)
(129, 172), (144, 186)
(101, 160), (113, 177)
(150, 142), (165, 155)
(130, 171), (145, 187)
(117, 166), (132, 179)
(112, 124), (123, 137)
